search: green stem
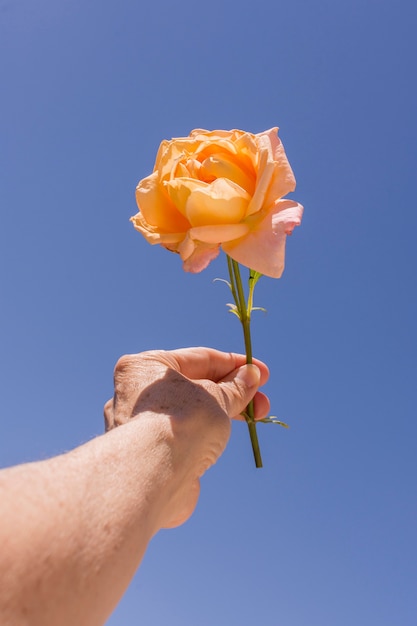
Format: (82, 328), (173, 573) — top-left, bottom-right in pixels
(227, 255), (239, 312)
(227, 257), (263, 468)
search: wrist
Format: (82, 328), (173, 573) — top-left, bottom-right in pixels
(107, 414), (198, 530)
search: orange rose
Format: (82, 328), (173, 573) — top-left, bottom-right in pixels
(131, 128), (303, 278)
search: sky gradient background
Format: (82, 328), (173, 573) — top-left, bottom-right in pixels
(1, 0), (416, 624)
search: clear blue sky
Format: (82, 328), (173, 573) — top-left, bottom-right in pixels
(1, 0), (416, 624)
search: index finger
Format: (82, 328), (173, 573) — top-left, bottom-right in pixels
(165, 347), (269, 386)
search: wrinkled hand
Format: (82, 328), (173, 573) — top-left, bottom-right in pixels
(104, 347), (270, 527)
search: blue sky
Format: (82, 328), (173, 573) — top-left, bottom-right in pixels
(1, 0), (416, 624)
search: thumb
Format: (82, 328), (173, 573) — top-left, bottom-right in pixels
(218, 364), (261, 418)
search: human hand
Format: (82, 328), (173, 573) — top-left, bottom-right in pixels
(104, 347), (269, 526)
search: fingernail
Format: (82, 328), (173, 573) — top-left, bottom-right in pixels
(236, 364), (261, 387)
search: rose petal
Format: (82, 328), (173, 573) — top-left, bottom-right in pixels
(189, 223), (249, 244)
(200, 153), (256, 195)
(181, 240), (220, 273)
(245, 133), (276, 216)
(186, 178), (250, 227)
(164, 178), (209, 217)
(178, 232), (195, 260)
(233, 132), (260, 173)
(155, 137), (200, 180)
(259, 128), (297, 207)
(130, 212), (185, 245)
(222, 200), (304, 278)
(175, 162), (190, 177)
(136, 173), (190, 232)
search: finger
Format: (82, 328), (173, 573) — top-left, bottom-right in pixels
(216, 364), (261, 417)
(233, 391), (271, 421)
(253, 391), (271, 420)
(166, 347), (269, 385)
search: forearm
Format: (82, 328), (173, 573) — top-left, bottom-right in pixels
(0, 415), (182, 626)
(0, 348), (267, 625)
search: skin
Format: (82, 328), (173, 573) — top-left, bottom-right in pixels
(0, 347), (269, 626)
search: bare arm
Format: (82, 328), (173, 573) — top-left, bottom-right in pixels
(0, 348), (269, 626)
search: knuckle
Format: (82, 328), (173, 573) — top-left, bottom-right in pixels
(114, 354), (135, 376)
(114, 351), (168, 378)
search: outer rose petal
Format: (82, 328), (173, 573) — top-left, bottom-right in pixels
(260, 128), (296, 207)
(130, 212), (185, 245)
(136, 173), (190, 232)
(245, 132), (276, 216)
(179, 234), (220, 273)
(246, 129), (296, 216)
(222, 200), (304, 278)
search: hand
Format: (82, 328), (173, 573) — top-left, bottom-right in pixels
(104, 347), (270, 526)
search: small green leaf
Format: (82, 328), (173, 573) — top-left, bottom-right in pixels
(226, 303), (241, 319)
(260, 416), (290, 428)
(213, 277), (232, 290)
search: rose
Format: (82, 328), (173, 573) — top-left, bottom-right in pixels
(131, 127), (304, 466)
(131, 128), (303, 278)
